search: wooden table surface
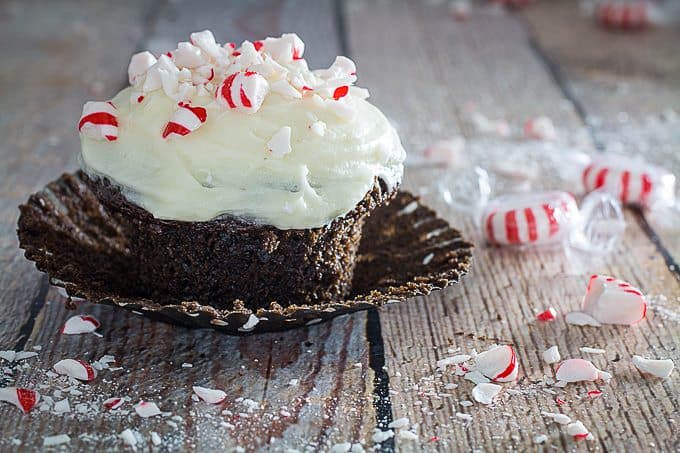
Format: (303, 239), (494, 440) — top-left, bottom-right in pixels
(1, 0), (678, 451)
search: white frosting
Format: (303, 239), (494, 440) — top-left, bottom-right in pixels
(79, 31), (405, 229)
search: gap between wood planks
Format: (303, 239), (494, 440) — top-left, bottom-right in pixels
(522, 15), (680, 282)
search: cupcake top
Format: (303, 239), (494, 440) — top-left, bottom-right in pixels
(79, 31), (405, 229)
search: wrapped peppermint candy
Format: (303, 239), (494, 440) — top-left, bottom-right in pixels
(582, 153), (675, 209)
(481, 189), (626, 253)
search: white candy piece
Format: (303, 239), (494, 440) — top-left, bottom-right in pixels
(189, 30), (222, 59)
(119, 429), (138, 448)
(0, 387), (40, 413)
(555, 359), (610, 383)
(388, 417), (410, 429)
(632, 355), (674, 379)
(267, 127), (292, 158)
(542, 346), (561, 364)
(566, 420), (593, 440)
(128, 51), (157, 84)
(216, 71), (270, 114)
(472, 383), (502, 405)
(541, 411), (571, 425)
(524, 116), (556, 140)
(61, 315), (100, 335)
(270, 79), (303, 99)
(134, 401), (161, 418)
(173, 42), (206, 68)
(193, 386), (227, 404)
(103, 397), (124, 410)
(162, 102), (208, 139)
(565, 311), (601, 327)
(78, 101), (118, 142)
(53, 359), (97, 382)
(581, 275), (647, 325)
(263, 33), (305, 62)
(475, 345), (518, 382)
(43, 434), (70, 447)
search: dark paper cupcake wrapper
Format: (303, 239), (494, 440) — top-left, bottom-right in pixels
(18, 173), (473, 334)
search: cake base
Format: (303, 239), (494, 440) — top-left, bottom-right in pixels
(17, 172), (473, 334)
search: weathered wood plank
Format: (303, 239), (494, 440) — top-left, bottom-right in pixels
(522, 0), (680, 258)
(0, 0), (152, 349)
(1, 1), (385, 451)
(346, 0), (679, 450)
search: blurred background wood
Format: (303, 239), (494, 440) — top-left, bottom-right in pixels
(0, 0), (678, 451)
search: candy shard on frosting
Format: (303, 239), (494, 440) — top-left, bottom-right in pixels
(79, 101), (118, 142)
(267, 126), (292, 157)
(162, 102), (208, 139)
(128, 51), (157, 84)
(216, 71), (270, 113)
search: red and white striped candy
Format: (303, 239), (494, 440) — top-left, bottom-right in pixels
(475, 345), (518, 382)
(162, 102), (208, 139)
(78, 101), (118, 142)
(128, 51), (157, 85)
(482, 191), (578, 246)
(581, 275), (647, 325)
(0, 387), (40, 413)
(596, 1), (649, 30)
(262, 33), (305, 62)
(216, 71), (269, 114)
(60, 315), (100, 335)
(582, 154), (675, 207)
(536, 307), (557, 322)
(192, 386), (227, 404)
(53, 358), (97, 382)
(103, 397), (124, 410)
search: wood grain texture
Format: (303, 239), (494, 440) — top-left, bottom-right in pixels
(346, 0), (679, 451)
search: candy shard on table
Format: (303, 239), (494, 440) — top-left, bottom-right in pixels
(632, 355), (674, 379)
(474, 344), (518, 382)
(555, 359), (611, 383)
(581, 275), (647, 325)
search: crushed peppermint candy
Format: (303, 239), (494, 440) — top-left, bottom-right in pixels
(0, 350), (38, 362)
(267, 127), (292, 157)
(0, 387), (40, 413)
(238, 314), (261, 332)
(541, 411), (571, 425)
(567, 421), (593, 440)
(542, 346), (561, 364)
(472, 383), (502, 405)
(119, 429), (138, 449)
(103, 397), (124, 410)
(134, 401), (161, 418)
(43, 434), (71, 447)
(580, 347), (606, 355)
(581, 275), (647, 325)
(536, 307), (557, 321)
(162, 102), (208, 139)
(632, 355), (674, 379)
(474, 344), (518, 382)
(53, 359), (97, 382)
(388, 417), (410, 429)
(78, 101), (118, 142)
(60, 315), (100, 335)
(565, 311), (601, 327)
(555, 359), (611, 383)
(192, 386), (227, 404)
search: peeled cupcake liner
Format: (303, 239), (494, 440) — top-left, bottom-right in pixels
(18, 172), (473, 334)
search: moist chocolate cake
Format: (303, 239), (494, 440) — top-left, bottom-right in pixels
(24, 31), (407, 310)
(81, 173), (394, 309)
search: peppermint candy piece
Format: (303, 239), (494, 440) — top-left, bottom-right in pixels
(60, 315), (100, 335)
(262, 33), (305, 62)
(581, 275), (647, 326)
(216, 71), (269, 114)
(481, 191), (578, 246)
(536, 307), (557, 322)
(189, 30), (222, 59)
(103, 397), (124, 410)
(596, 1), (649, 30)
(555, 359), (610, 383)
(632, 355), (674, 379)
(53, 359), (97, 382)
(173, 42), (206, 69)
(78, 101), (118, 142)
(162, 102), (208, 139)
(471, 383), (502, 405)
(192, 386), (227, 404)
(267, 127), (292, 158)
(582, 153), (675, 207)
(0, 387), (40, 413)
(523, 116), (556, 140)
(134, 401), (161, 418)
(566, 421), (593, 441)
(475, 345), (518, 382)
(128, 51), (157, 85)
(542, 346), (561, 364)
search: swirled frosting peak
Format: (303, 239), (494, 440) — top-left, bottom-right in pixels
(78, 30), (406, 229)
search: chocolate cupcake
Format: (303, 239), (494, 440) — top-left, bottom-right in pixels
(68, 31), (405, 309)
